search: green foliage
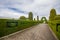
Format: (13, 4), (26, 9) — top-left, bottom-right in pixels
(0, 19), (39, 37)
(48, 21), (60, 40)
(20, 16), (26, 20)
(28, 12), (33, 20)
(7, 20), (18, 27)
(49, 8), (56, 21)
(54, 15), (60, 20)
(41, 17), (47, 23)
(49, 9), (60, 40)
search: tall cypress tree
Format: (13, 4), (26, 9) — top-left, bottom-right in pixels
(49, 8), (56, 21)
(28, 12), (33, 20)
(37, 16), (39, 21)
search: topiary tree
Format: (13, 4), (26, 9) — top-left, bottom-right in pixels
(28, 12), (33, 20)
(49, 8), (56, 21)
(37, 16), (39, 21)
(41, 17), (47, 23)
(20, 16), (26, 20)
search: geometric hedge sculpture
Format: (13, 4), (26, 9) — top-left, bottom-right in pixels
(49, 8), (56, 21)
(41, 17), (47, 23)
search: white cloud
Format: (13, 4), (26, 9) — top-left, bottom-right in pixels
(0, 8), (28, 19)
(0, 0), (60, 20)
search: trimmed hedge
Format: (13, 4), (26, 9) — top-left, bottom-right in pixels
(0, 19), (40, 37)
(48, 21), (60, 40)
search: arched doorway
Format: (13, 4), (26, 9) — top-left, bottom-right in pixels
(41, 17), (47, 23)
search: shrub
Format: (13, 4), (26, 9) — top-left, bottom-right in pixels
(0, 19), (39, 37)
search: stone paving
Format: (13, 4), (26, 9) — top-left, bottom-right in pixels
(0, 24), (58, 40)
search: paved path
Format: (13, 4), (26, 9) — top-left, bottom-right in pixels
(0, 24), (58, 40)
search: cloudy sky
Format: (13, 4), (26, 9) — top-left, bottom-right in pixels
(0, 0), (60, 19)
